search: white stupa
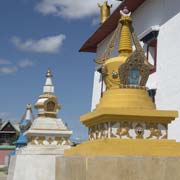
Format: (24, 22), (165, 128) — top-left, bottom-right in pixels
(8, 69), (72, 180)
(21, 68), (72, 155)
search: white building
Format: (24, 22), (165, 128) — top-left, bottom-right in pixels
(80, 0), (180, 141)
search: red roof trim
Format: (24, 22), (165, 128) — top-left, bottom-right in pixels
(79, 0), (146, 53)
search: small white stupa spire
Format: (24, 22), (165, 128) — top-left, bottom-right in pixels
(35, 68), (61, 118)
(43, 68), (54, 94)
(25, 104), (34, 121)
(21, 104), (34, 122)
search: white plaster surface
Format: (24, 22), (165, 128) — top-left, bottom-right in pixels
(25, 117), (72, 138)
(91, 71), (102, 111)
(43, 76), (54, 93)
(8, 155), (57, 180)
(29, 117), (70, 131)
(16, 145), (70, 155)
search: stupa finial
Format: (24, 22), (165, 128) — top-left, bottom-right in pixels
(43, 68), (54, 94)
(35, 69), (61, 118)
(118, 6), (132, 56)
(26, 104), (32, 110)
(46, 68), (53, 78)
(21, 104), (34, 123)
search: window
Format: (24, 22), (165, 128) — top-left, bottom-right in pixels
(47, 101), (55, 112)
(146, 39), (157, 74)
(139, 26), (159, 74)
(0, 134), (10, 143)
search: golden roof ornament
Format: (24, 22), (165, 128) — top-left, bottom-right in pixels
(98, 1), (112, 24)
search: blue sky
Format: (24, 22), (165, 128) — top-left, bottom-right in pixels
(0, 0), (119, 140)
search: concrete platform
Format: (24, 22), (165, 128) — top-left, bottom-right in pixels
(56, 155), (180, 180)
(8, 155), (57, 180)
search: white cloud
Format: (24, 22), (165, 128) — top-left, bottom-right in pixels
(11, 34), (66, 54)
(18, 59), (35, 68)
(0, 59), (12, 65)
(0, 112), (11, 119)
(0, 58), (35, 75)
(0, 66), (17, 75)
(92, 17), (100, 26)
(0, 112), (18, 122)
(35, 0), (119, 19)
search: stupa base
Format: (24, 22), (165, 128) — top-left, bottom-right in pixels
(7, 145), (71, 180)
(65, 138), (180, 156)
(56, 155), (180, 180)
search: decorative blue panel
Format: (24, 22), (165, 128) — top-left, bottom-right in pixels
(128, 68), (141, 85)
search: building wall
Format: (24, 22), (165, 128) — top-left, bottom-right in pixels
(92, 0), (180, 140)
(8, 155), (56, 180)
(0, 149), (12, 165)
(132, 0), (180, 141)
(91, 70), (102, 110)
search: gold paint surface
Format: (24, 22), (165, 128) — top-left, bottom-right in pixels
(65, 139), (180, 156)
(98, 1), (112, 24)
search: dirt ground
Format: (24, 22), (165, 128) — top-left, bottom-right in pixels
(0, 171), (7, 180)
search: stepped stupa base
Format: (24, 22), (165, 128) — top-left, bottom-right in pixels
(8, 145), (71, 180)
(9, 153), (180, 180)
(65, 139), (180, 156)
(17, 144), (71, 155)
(81, 108), (178, 125)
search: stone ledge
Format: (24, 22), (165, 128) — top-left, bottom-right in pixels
(56, 155), (180, 180)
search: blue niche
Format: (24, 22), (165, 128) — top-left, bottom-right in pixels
(128, 68), (141, 85)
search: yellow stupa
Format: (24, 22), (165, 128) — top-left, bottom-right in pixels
(65, 7), (180, 156)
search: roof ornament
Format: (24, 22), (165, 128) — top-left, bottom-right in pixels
(94, 6), (132, 65)
(98, 1), (112, 24)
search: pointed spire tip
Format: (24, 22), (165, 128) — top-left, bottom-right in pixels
(46, 68), (53, 78)
(26, 104), (32, 110)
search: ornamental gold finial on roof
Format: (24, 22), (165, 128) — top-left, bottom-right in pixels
(98, 1), (112, 24)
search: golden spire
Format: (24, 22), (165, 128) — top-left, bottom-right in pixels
(118, 7), (132, 56)
(98, 1), (112, 24)
(46, 68), (53, 78)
